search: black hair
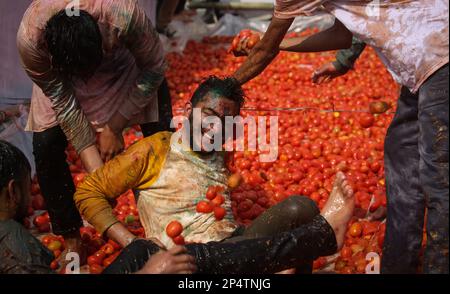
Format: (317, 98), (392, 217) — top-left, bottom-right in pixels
(0, 140), (31, 190)
(191, 76), (245, 109)
(45, 9), (103, 78)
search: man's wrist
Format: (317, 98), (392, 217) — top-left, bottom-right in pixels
(332, 60), (351, 74)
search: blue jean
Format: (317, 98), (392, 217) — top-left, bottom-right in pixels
(382, 64), (449, 274)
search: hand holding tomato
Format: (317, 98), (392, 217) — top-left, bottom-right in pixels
(136, 246), (197, 274)
(229, 29), (261, 57)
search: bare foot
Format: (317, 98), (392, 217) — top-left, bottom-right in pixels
(320, 172), (354, 251)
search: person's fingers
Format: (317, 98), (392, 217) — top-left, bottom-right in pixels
(312, 71), (319, 83)
(242, 38), (249, 51)
(174, 254), (196, 264)
(177, 270), (196, 274)
(235, 37), (250, 56)
(168, 245), (188, 255)
(312, 67), (328, 83)
(172, 262), (197, 274)
(236, 38), (243, 52)
(316, 76), (327, 85)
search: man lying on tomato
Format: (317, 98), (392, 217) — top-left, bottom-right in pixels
(74, 76), (356, 274)
(230, 0), (449, 274)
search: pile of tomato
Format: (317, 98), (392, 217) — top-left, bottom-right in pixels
(26, 29), (404, 274)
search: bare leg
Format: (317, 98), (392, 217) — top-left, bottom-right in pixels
(320, 172), (355, 250)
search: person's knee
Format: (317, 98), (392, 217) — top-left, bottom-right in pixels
(281, 196), (320, 223)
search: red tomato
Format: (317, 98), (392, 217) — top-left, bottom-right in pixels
(211, 194), (225, 207)
(41, 235), (54, 246)
(196, 201), (213, 214)
(340, 266), (354, 274)
(214, 207), (226, 221)
(108, 239), (122, 250)
(33, 214), (49, 227)
(359, 114), (375, 128)
(341, 246), (353, 259)
(89, 264), (104, 274)
(80, 227), (94, 243)
(310, 192), (321, 204)
(73, 173), (86, 186)
(349, 222), (363, 238)
(313, 257), (327, 270)
(53, 249), (62, 259)
(166, 221), (183, 238)
(88, 250), (106, 266)
(101, 243), (115, 255)
(50, 260), (59, 270)
(173, 235), (185, 245)
(206, 186), (217, 200)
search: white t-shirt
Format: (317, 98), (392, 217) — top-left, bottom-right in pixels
(275, 0), (449, 93)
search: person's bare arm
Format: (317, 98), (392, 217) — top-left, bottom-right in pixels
(279, 19), (353, 52)
(135, 246), (197, 274)
(75, 133), (171, 247)
(106, 223), (137, 248)
(79, 146), (104, 173)
(17, 26), (103, 172)
(233, 18), (353, 85)
(233, 17), (294, 85)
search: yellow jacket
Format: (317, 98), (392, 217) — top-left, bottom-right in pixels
(75, 131), (237, 247)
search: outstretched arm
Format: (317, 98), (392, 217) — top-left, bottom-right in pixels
(279, 19), (353, 53)
(233, 18), (353, 85)
(233, 17), (293, 85)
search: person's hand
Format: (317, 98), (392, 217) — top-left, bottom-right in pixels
(230, 30), (262, 57)
(312, 62), (348, 84)
(97, 125), (124, 162)
(136, 246), (197, 274)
